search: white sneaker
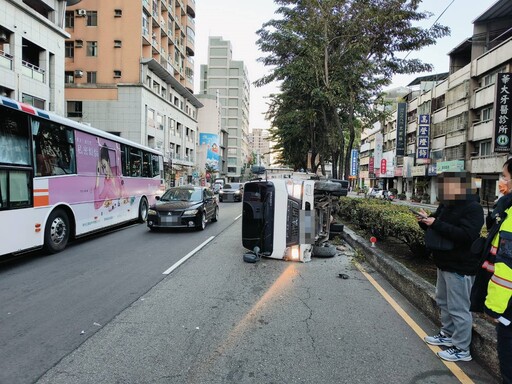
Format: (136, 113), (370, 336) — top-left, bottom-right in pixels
(437, 347), (472, 362)
(424, 332), (453, 347)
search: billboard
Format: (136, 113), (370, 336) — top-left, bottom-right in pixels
(350, 149), (359, 176)
(199, 133), (220, 171)
(494, 73), (512, 153)
(396, 103), (407, 156)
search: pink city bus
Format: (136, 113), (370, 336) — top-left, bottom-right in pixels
(0, 96), (164, 255)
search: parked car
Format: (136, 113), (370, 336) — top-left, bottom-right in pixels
(367, 188), (381, 198)
(147, 186), (219, 231)
(219, 182), (244, 202)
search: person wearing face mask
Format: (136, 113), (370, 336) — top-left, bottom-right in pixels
(471, 158), (512, 384)
(416, 171), (484, 362)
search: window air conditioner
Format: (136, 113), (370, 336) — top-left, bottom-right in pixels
(74, 70), (83, 78)
(76, 9), (87, 16)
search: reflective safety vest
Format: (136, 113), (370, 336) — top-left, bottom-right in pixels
(485, 207), (512, 317)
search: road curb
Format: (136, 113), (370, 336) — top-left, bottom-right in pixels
(340, 224), (500, 380)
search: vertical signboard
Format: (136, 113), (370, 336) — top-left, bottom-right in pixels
(369, 156), (375, 179)
(374, 133), (383, 164)
(380, 159), (387, 174)
(350, 149), (359, 177)
(494, 73), (512, 153)
(396, 103), (407, 156)
(417, 114), (430, 160)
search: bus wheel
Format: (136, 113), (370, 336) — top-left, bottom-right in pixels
(44, 208), (70, 254)
(138, 197), (149, 223)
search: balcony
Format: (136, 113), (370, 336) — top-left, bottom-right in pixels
(21, 60), (45, 82)
(186, 0), (195, 17)
(468, 120), (493, 142)
(185, 37), (194, 56)
(0, 50), (13, 70)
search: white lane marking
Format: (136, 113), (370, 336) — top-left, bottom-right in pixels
(234, 214), (242, 221)
(162, 236), (215, 275)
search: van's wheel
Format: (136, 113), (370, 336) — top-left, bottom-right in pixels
(312, 244), (337, 258)
(138, 197), (149, 223)
(44, 208), (70, 254)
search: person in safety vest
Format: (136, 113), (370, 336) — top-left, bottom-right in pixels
(471, 158), (512, 384)
(417, 171), (483, 362)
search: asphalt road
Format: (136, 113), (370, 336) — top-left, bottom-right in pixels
(0, 201), (243, 384)
(0, 199), (498, 384)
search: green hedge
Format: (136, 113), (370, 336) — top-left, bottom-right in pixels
(337, 197), (427, 255)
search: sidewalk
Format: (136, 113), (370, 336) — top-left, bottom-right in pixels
(340, 225), (500, 378)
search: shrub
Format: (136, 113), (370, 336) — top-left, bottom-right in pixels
(397, 193), (406, 200)
(337, 197), (427, 255)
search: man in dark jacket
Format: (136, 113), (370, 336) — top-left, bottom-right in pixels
(416, 172), (484, 362)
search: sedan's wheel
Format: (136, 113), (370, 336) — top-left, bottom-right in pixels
(197, 212), (207, 230)
(212, 207), (219, 222)
(44, 208), (70, 254)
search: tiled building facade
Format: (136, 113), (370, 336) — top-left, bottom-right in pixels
(64, 0), (201, 186)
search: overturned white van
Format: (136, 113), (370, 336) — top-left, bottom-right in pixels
(241, 178), (344, 262)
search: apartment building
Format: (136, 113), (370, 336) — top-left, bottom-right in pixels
(249, 128), (272, 167)
(199, 36), (250, 182)
(0, 0), (73, 115)
(358, 0), (512, 204)
(64, 0), (201, 186)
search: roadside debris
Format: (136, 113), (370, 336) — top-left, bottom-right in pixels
(338, 273), (349, 279)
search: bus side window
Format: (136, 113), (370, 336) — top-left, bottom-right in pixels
(0, 170), (32, 209)
(34, 120), (75, 176)
(129, 147), (142, 177)
(142, 152), (151, 177)
(151, 154), (160, 178)
(0, 109), (30, 166)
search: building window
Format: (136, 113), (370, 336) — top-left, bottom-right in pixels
(86, 41), (98, 56)
(480, 140), (492, 156)
(86, 71), (96, 83)
(65, 11), (74, 28)
(67, 101), (83, 118)
(22, 94), (44, 109)
(86, 11), (98, 26)
(114, 9), (122, 17)
(482, 106), (494, 121)
(142, 13), (149, 36)
(65, 71), (74, 84)
(75, 39), (83, 48)
(65, 41), (74, 58)
(228, 167), (237, 173)
(114, 40), (122, 48)
(113, 70), (122, 78)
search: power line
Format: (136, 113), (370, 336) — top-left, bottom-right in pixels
(403, 0), (456, 60)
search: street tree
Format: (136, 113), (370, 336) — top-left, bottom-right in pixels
(256, 0), (450, 178)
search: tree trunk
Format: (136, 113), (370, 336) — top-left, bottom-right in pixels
(343, 92), (356, 180)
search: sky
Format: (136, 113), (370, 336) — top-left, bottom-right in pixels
(194, 0), (498, 130)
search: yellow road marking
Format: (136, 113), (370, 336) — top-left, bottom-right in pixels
(354, 261), (475, 384)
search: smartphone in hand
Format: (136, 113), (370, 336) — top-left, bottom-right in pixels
(408, 207), (427, 218)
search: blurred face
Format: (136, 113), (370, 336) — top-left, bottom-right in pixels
(499, 166), (512, 195)
(438, 173), (471, 202)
